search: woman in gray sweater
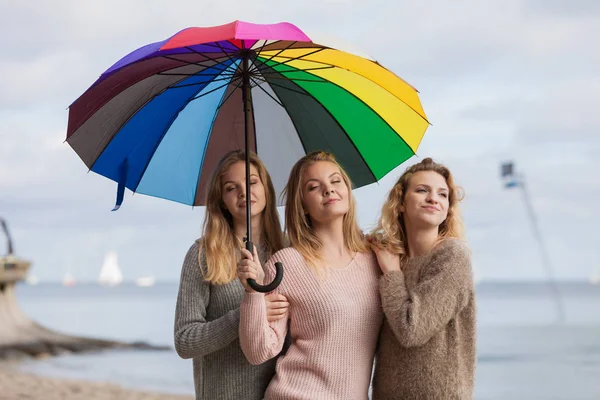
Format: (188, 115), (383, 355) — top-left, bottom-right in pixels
(368, 158), (476, 400)
(174, 150), (287, 400)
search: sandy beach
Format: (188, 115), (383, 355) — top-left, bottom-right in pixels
(0, 368), (193, 400)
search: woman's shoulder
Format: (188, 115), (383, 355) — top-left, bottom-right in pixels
(354, 250), (380, 276)
(428, 238), (471, 269)
(270, 246), (304, 264)
(435, 238), (470, 256)
(183, 238), (205, 270)
(356, 249), (378, 264)
(189, 238), (201, 250)
(182, 239), (200, 256)
(187, 239), (203, 258)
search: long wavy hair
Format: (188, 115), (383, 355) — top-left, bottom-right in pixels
(282, 151), (367, 271)
(200, 150), (284, 284)
(370, 157), (464, 261)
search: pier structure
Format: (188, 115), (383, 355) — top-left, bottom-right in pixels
(0, 218), (166, 359)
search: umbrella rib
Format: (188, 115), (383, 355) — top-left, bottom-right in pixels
(157, 71), (235, 77)
(249, 77), (284, 107)
(248, 64), (333, 76)
(259, 65), (335, 74)
(161, 54), (230, 70)
(255, 78), (312, 97)
(258, 41), (298, 64)
(213, 42), (241, 66)
(86, 59), (238, 176)
(248, 63), (331, 78)
(190, 80), (236, 101)
(197, 42), (239, 52)
(254, 74), (329, 84)
(249, 40), (270, 66)
(255, 60), (378, 183)
(182, 46), (239, 66)
(190, 70), (240, 207)
(251, 69), (325, 185)
(317, 74), (418, 165)
(257, 55), (332, 70)
(131, 66), (237, 195)
(166, 75), (237, 89)
(216, 77), (244, 110)
(251, 60), (330, 84)
(253, 48), (327, 72)
(246, 65), (335, 83)
(264, 53), (430, 125)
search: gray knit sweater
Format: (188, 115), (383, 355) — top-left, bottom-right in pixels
(174, 240), (276, 400)
(372, 239), (477, 400)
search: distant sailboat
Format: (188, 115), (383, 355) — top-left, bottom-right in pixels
(25, 274), (39, 285)
(98, 251), (123, 287)
(62, 272), (76, 287)
(135, 275), (156, 287)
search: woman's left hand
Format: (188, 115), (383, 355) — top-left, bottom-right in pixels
(368, 237), (401, 274)
(373, 248), (401, 274)
(265, 294), (289, 322)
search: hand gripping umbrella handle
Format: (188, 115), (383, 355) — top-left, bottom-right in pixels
(245, 240), (283, 293)
(247, 262), (283, 293)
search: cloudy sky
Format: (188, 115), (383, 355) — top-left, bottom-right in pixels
(1, 0), (598, 283)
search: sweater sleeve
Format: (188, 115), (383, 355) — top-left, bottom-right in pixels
(239, 255), (289, 365)
(380, 239), (473, 348)
(173, 241), (241, 359)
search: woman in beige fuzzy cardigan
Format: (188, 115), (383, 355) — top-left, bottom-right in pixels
(368, 157), (477, 400)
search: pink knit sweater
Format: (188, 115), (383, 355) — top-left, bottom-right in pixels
(240, 247), (382, 400)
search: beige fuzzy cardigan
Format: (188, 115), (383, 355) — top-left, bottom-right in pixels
(372, 239), (477, 400)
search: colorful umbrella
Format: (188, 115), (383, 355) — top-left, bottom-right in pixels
(67, 20), (429, 291)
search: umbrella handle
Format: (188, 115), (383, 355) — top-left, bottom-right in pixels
(245, 239), (283, 292)
(247, 262), (283, 293)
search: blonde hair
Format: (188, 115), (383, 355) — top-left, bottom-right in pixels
(200, 150), (284, 284)
(282, 151), (367, 270)
(371, 157), (464, 261)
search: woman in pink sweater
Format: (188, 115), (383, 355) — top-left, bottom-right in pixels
(237, 151), (382, 400)
(368, 158), (476, 399)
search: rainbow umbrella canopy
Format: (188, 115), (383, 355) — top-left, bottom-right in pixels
(67, 20), (429, 291)
(67, 20), (429, 211)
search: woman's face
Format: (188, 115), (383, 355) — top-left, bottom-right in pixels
(401, 171), (449, 230)
(301, 161), (350, 224)
(220, 161), (266, 224)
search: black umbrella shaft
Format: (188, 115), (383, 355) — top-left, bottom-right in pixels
(239, 49), (283, 294)
(242, 52), (253, 251)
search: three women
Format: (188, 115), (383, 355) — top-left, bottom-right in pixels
(176, 149), (476, 399)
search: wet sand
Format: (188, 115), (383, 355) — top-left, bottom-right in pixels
(0, 368), (193, 400)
